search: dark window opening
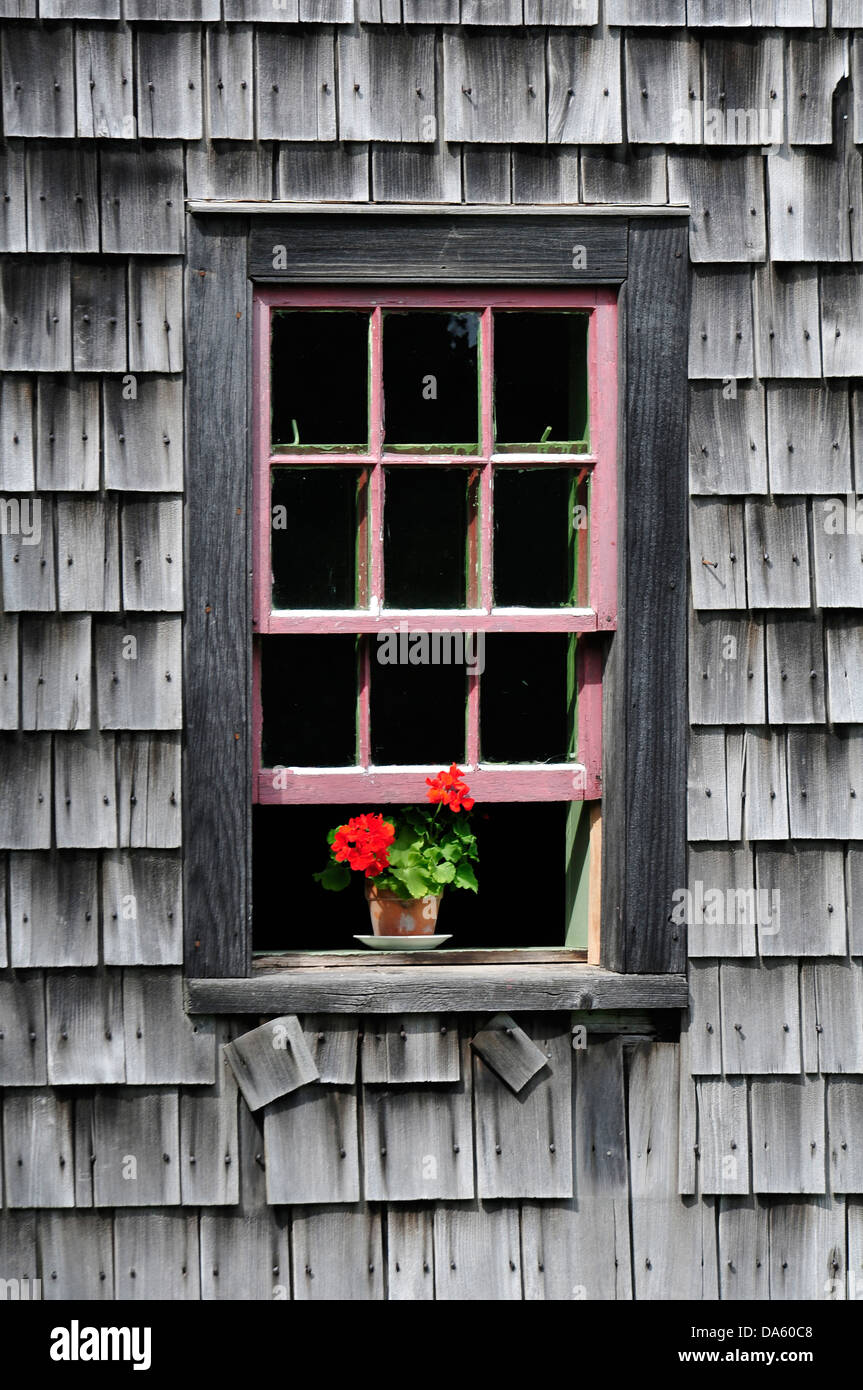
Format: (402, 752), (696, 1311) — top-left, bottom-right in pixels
(383, 311), (480, 450)
(493, 311), (588, 450)
(271, 310), (369, 450)
(261, 636), (358, 767)
(383, 467), (473, 609)
(370, 656), (467, 765)
(480, 634), (573, 763)
(493, 468), (587, 608)
(271, 467), (363, 610)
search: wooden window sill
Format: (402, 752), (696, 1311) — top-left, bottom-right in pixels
(185, 962), (688, 1015)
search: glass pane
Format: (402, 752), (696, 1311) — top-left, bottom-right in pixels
(493, 312), (588, 450)
(271, 468), (362, 610)
(383, 311), (479, 450)
(271, 310), (369, 450)
(384, 467), (471, 609)
(493, 468), (588, 608)
(480, 634), (573, 763)
(371, 658), (466, 765)
(261, 636), (357, 767)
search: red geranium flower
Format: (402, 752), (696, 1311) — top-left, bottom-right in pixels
(426, 764), (475, 813)
(331, 812), (395, 878)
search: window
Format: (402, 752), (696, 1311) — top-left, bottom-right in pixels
(252, 287), (617, 954)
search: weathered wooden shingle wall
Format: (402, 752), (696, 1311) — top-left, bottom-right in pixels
(1, 2), (863, 1299)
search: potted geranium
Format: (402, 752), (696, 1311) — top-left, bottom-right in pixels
(314, 765), (479, 937)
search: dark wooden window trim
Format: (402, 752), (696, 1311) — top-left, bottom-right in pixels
(184, 207), (690, 1007)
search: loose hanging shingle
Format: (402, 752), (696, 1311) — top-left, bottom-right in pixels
(223, 1015), (320, 1111)
(470, 1011), (549, 1093)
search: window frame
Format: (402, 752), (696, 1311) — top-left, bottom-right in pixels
(183, 208), (690, 1006)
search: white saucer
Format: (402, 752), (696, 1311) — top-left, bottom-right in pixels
(353, 934), (452, 951)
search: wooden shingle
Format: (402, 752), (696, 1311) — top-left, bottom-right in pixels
(687, 962), (722, 1076)
(696, 1078), (750, 1196)
(1, 24), (75, 138)
(462, 146), (511, 204)
(39, 1213), (114, 1300)
(223, 1015), (319, 1110)
(2, 1090), (75, 1208)
(95, 617), (182, 731)
(180, 1080), (239, 1207)
(788, 729), (863, 840)
(0, 614), (19, 730)
(743, 729), (789, 840)
(300, 1016), (358, 1084)
(668, 153), (766, 263)
(372, 140), (461, 204)
(116, 733), (182, 848)
(21, 615), (91, 731)
(136, 26), (203, 140)
(291, 1207), (382, 1301)
(54, 732), (117, 849)
(75, 26), (134, 140)
(0, 147), (26, 252)
(433, 1204), (522, 1301)
(101, 147), (184, 256)
(120, 498), (183, 611)
(689, 381), (767, 496)
(0, 259), (72, 373)
(0, 376), (34, 490)
(25, 148), (98, 254)
(546, 32), (622, 146)
(720, 961), (800, 1075)
(754, 264), (821, 379)
(206, 27), (254, 142)
(768, 149), (862, 263)
(442, 33), (546, 145)
(46, 970), (125, 1085)
(702, 36), (784, 147)
(687, 844), (757, 959)
(35, 376), (100, 491)
(825, 618), (863, 723)
(717, 1197), (770, 1301)
(127, 261), (184, 374)
(101, 850), (182, 966)
(511, 148), (578, 204)
(72, 263), (127, 375)
(0, 735), (51, 849)
(103, 375), (183, 493)
(812, 517), (863, 608)
(787, 34), (847, 145)
(751, 1078), (826, 1194)
(766, 383), (851, 495)
(265, 1089), (361, 1204)
(624, 33), (701, 145)
(765, 617), (825, 725)
(689, 268), (754, 381)
(386, 1209), (434, 1302)
(123, 969), (215, 1085)
(91, 1090), (181, 1206)
(187, 143), (273, 201)
(744, 498), (810, 609)
(56, 498), (120, 613)
(689, 612), (765, 726)
(581, 145), (666, 206)
(256, 30), (337, 142)
(525, 0), (599, 17)
(126, 0), (219, 18)
(821, 269), (863, 378)
(114, 1212), (201, 1301)
(277, 142), (368, 201)
(801, 962), (863, 1074)
(755, 844), (846, 956)
(827, 1079), (863, 1194)
(339, 30), (433, 143)
(362, 1015), (460, 1083)
(687, 728), (729, 841)
(362, 1044), (473, 1202)
(199, 1211), (290, 1301)
(608, 0), (684, 18)
(0, 972), (47, 1086)
(689, 500), (747, 610)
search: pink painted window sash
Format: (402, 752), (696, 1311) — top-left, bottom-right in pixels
(252, 285), (617, 806)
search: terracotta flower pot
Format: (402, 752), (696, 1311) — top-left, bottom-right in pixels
(365, 881), (443, 936)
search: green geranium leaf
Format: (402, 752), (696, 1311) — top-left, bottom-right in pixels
(314, 862), (351, 892)
(433, 860), (456, 884)
(452, 863), (478, 892)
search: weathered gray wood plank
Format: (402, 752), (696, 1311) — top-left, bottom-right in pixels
(526, 0), (598, 18)
(511, 148), (579, 205)
(769, 146), (861, 263)
(801, 962), (863, 1074)
(372, 140), (461, 204)
(56, 498), (120, 613)
(9, 850), (98, 968)
(624, 33), (701, 145)
(40, 1212), (114, 1300)
(474, 1015), (572, 1199)
(609, 0), (683, 18)
(826, 618), (863, 724)
(103, 375), (183, 493)
(687, 730), (729, 841)
(546, 32), (622, 145)
(264, 1087), (360, 1204)
(136, 26), (203, 140)
(299, 1016), (358, 1084)
(92, 1090), (180, 1206)
(689, 267), (754, 381)
(0, 735), (51, 849)
(0, 615), (19, 731)
(25, 148), (98, 254)
(669, 152), (765, 263)
(180, 1025), (239, 1206)
(362, 1037), (473, 1202)
(442, 33), (545, 145)
(278, 142), (369, 201)
(827, 1079), (863, 1194)
(126, 0), (219, 13)
(754, 264), (822, 378)
(21, 616), (90, 731)
(206, 26), (253, 141)
(223, 0), (298, 15)
(721, 961), (801, 1075)
(0, 146), (26, 252)
(787, 729), (863, 840)
(102, 850), (182, 966)
(743, 729), (789, 840)
(581, 144), (666, 205)
(46, 970), (125, 1085)
(127, 261), (184, 374)
(765, 617), (825, 725)
(256, 30), (336, 141)
(0, 500), (55, 610)
(696, 1077), (749, 1196)
(75, 25), (134, 139)
(223, 1015), (319, 1110)
(0, 1213), (38, 1292)
(35, 376), (99, 491)
(95, 617), (182, 731)
(689, 612), (764, 725)
(387, 1208), (434, 1301)
(766, 383), (851, 495)
(72, 262), (127, 374)
(470, 1012), (548, 1092)
(757, 844), (845, 957)
(0, 972), (47, 1085)
(291, 1207), (383, 1301)
(689, 501), (747, 610)
(2, 1090), (74, 1208)
(686, 844), (757, 958)
(54, 732), (117, 849)
(0, 259), (71, 373)
(338, 30), (431, 143)
(42, 0), (120, 12)
(769, 1198), (845, 1300)
(744, 498), (810, 608)
(787, 34), (848, 146)
(703, 35), (784, 146)
(751, 1077), (825, 1194)
(433, 1204), (522, 1301)
(629, 1043), (718, 1298)
(187, 143), (273, 200)
(200, 1211), (290, 1301)
(113, 1211), (201, 1300)
(812, 507), (863, 608)
(0, 375), (35, 489)
(120, 498), (183, 611)
(462, 146), (511, 203)
(2, 24), (75, 138)
(718, 1197), (770, 1301)
(821, 269), (863, 378)
(100, 147), (184, 256)
(123, 968), (214, 1084)
(362, 1014), (460, 1083)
